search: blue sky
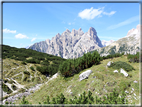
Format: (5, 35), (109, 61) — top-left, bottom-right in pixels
(3, 3), (140, 48)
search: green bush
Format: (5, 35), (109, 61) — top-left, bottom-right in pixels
(39, 89), (128, 104)
(23, 71), (30, 75)
(119, 81), (131, 91)
(2, 83), (12, 94)
(30, 66), (35, 71)
(11, 84), (17, 90)
(21, 61), (26, 65)
(109, 61), (135, 72)
(21, 96), (30, 104)
(19, 88), (26, 93)
(127, 52), (140, 63)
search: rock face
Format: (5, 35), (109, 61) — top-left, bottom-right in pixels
(79, 70), (92, 81)
(120, 68), (128, 77)
(97, 24), (141, 56)
(28, 27), (103, 59)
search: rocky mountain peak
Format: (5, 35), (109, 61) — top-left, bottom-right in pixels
(65, 29), (71, 33)
(88, 27), (97, 37)
(55, 33), (61, 38)
(71, 29), (78, 36)
(126, 24), (141, 37)
(78, 28), (82, 31)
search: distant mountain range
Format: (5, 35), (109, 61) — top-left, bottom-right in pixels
(101, 40), (115, 47)
(28, 24), (141, 58)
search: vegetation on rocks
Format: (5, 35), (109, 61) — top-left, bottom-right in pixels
(108, 61), (135, 72)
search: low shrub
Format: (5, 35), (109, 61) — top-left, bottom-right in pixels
(109, 61), (135, 72)
(23, 71), (30, 75)
(21, 61), (26, 65)
(119, 81), (131, 91)
(11, 84), (17, 90)
(2, 83), (12, 94)
(19, 88), (26, 93)
(30, 66), (35, 71)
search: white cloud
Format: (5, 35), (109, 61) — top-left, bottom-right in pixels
(68, 22), (75, 25)
(107, 15), (139, 30)
(103, 11), (116, 16)
(68, 22), (71, 25)
(31, 38), (36, 42)
(78, 7), (104, 20)
(3, 28), (16, 33)
(15, 33), (29, 39)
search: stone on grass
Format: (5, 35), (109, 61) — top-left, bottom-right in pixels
(113, 70), (118, 73)
(120, 68), (128, 77)
(125, 90), (129, 94)
(134, 80), (138, 83)
(132, 88), (134, 91)
(107, 61), (113, 67)
(79, 70), (92, 81)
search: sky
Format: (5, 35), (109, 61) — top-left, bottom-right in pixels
(3, 2), (140, 48)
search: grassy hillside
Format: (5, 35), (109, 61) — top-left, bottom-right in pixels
(2, 45), (66, 99)
(15, 55), (140, 105)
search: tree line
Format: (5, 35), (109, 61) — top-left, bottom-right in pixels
(59, 51), (102, 77)
(2, 45), (66, 77)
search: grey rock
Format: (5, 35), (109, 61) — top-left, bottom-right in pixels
(107, 61), (113, 67)
(134, 80), (138, 83)
(120, 68), (128, 77)
(113, 70), (118, 73)
(79, 70), (92, 81)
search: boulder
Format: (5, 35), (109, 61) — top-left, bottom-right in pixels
(107, 61), (113, 67)
(113, 70), (118, 73)
(120, 68), (128, 77)
(133, 80), (138, 83)
(79, 70), (92, 81)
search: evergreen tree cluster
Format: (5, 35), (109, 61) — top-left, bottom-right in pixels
(2, 45), (66, 77)
(16, 89), (128, 105)
(59, 51), (102, 77)
(127, 52), (140, 63)
(102, 52), (124, 60)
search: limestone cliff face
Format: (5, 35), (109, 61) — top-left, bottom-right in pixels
(28, 27), (103, 59)
(97, 24), (141, 56)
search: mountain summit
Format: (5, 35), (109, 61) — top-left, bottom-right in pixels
(28, 27), (103, 59)
(97, 24), (141, 56)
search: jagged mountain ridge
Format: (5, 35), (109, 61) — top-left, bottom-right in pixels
(97, 24), (141, 56)
(28, 27), (103, 59)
